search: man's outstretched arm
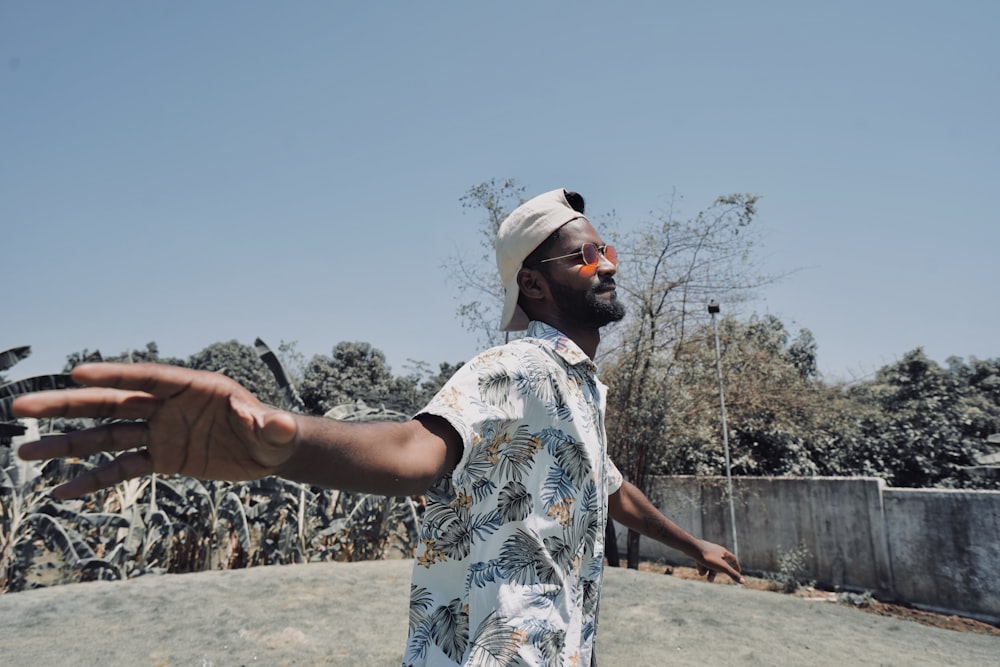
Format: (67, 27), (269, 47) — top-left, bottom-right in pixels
(12, 362), (462, 499)
(608, 480), (744, 584)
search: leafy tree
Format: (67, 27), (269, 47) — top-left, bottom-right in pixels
(653, 314), (831, 478)
(186, 340), (282, 406)
(396, 360), (465, 414)
(62, 349), (106, 370)
(300, 341), (412, 416)
(416, 361), (464, 406)
(827, 350), (1000, 488)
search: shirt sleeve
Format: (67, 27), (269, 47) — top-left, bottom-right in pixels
(416, 365), (478, 450)
(605, 457), (624, 494)
(415, 347), (513, 477)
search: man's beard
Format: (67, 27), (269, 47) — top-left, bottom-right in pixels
(548, 276), (626, 328)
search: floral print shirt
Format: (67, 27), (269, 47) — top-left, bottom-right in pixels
(405, 321), (624, 667)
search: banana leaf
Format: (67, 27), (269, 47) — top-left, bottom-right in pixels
(0, 346), (31, 372)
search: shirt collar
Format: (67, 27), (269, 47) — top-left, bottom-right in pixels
(526, 320), (596, 371)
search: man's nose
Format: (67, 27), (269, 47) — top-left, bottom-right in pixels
(597, 252), (617, 275)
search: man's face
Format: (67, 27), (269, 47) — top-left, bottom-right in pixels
(536, 219), (626, 328)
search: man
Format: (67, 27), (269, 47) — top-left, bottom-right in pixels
(14, 188), (742, 666)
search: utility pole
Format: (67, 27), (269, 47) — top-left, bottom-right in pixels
(708, 300), (739, 557)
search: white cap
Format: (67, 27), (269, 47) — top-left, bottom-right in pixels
(495, 188), (586, 331)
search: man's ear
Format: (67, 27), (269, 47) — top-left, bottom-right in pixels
(516, 267), (547, 303)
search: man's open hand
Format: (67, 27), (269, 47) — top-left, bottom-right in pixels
(13, 363), (298, 498)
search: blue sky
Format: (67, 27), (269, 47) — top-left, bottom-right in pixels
(3, 1), (997, 384)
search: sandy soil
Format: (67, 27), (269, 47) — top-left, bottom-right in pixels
(1, 559), (997, 666)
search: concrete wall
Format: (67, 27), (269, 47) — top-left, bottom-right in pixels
(883, 488), (1000, 620)
(613, 476), (1000, 623)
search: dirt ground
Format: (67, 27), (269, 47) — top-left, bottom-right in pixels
(644, 561), (1000, 637)
(2, 559), (998, 666)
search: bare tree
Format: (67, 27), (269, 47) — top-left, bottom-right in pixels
(601, 192), (778, 567)
(445, 178), (526, 349)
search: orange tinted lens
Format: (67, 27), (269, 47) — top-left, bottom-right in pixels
(604, 245), (618, 265)
(581, 244), (601, 265)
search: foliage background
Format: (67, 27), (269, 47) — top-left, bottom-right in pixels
(3, 184), (998, 594)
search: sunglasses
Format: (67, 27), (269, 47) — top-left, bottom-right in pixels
(536, 243), (618, 276)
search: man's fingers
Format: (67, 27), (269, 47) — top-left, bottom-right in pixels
(12, 387), (161, 420)
(698, 550), (745, 585)
(70, 362), (217, 398)
(722, 566), (745, 584)
(53, 450), (155, 499)
(17, 422), (151, 461)
(719, 553), (745, 584)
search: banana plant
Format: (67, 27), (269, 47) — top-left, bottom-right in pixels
(1, 337), (426, 594)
